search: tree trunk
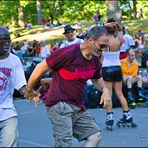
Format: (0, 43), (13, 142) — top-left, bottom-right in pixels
(36, 0), (42, 25)
(133, 0), (137, 19)
(127, 1), (133, 19)
(18, 5), (25, 29)
(106, 0), (121, 24)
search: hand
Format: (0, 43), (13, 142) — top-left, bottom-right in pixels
(24, 86), (41, 107)
(100, 88), (112, 109)
(24, 85), (36, 100)
(33, 86), (42, 107)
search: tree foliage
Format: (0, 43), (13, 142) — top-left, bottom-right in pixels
(0, 0), (147, 27)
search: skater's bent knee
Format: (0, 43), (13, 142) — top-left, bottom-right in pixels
(88, 132), (102, 143)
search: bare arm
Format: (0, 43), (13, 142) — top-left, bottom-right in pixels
(27, 59), (49, 88)
(24, 59), (50, 100)
(92, 77), (108, 92)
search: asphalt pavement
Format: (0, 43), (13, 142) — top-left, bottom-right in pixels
(14, 98), (148, 147)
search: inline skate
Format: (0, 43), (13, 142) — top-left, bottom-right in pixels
(127, 91), (136, 109)
(106, 112), (114, 131)
(116, 111), (137, 128)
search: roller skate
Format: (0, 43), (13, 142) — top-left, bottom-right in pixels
(116, 111), (137, 128)
(106, 112), (114, 131)
(137, 89), (148, 107)
(127, 92), (136, 109)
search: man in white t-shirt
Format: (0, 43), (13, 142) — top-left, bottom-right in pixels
(120, 26), (135, 59)
(40, 41), (50, 58)
(0, 27), (27, 147)
(60, 25), (84, 48)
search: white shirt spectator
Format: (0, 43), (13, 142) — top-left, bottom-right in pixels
(120, 34), (135, 52)
(60, 38), (84, 48)
(40, 45), (50, 58)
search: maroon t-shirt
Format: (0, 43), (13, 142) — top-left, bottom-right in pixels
(45, 43), (102, 110)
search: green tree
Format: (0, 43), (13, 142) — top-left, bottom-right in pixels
(106, 0), (121, 23)
(36, 0), (42, 24)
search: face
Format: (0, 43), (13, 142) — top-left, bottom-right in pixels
(65, 30), (75, 41)
(90, 35), (109, 56)
(0, 27), (11, 56)
(128, 49), (136, 62)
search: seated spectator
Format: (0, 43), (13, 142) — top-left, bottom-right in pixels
(26, 23), (33, 29)
(27, 42), (34, 57)
(41, 19), (46, 25)
(40, 40), (50, 58)
(40, 78), (52, 101)
(35, 41), (41, 57)
(121, 48), (146, 106)
(50, 41), (59, 53)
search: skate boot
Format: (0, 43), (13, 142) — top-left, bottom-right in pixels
(116, 111), (137, 128)
(106, 112), (114, 131)
(137, 89), (148, 107)
(127, 92), (136, 109)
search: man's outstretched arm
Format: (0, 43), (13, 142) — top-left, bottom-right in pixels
(24, 59), (50, 101)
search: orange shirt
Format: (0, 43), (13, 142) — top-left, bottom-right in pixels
(121, 58), (138, 76)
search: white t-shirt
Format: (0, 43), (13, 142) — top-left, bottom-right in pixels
(60, 38), (84, 48)
(40, 45), (50, 58)
(0, 53), (26, 121)
(120, 34), (135, 52)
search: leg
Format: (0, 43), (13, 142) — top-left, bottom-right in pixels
(0, 117), (18, 147)
(123, 76), (136, 107)
(137, 75), (143, 88)
(72, 110), (101, 147)
(103, 81), (113, 113)
(84, 132), (101, 147)
(135, 75), (146, 102)
(114, 81), (129, 111)
(46, 102), (73, 147)
(114, 82), (137, 128)
(103, 81), (114, 130)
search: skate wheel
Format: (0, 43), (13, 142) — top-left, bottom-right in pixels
(116, 123), (121, 127)
(131, 123), (137, 128)
(106, 126), (113, 131)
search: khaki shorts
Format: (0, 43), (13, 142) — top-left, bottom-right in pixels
(46, 101), (101, 147)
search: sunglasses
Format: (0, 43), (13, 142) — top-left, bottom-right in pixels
(100, 44), (108, 49)
(0, 37), (11, 44)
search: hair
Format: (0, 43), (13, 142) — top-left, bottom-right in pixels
(86, 26), (109, 40)
(106, 18), (116, 35)
(126, 48), (134, 55)
(122, 26), (126, 35)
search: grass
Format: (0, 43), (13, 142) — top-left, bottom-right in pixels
(10, 19), (148, 48)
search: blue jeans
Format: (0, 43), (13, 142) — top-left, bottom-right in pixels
(0, 116), (18, 147)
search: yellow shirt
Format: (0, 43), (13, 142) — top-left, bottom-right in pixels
(121, 58), (138, 76)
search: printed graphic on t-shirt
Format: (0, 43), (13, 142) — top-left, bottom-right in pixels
(59, 66), (96, 80)
(0, 68), (11, 95)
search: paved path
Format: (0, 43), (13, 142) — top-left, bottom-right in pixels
(14, 99), (148, 147)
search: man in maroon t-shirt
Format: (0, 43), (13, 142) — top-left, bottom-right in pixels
(25, 26), (111, 147)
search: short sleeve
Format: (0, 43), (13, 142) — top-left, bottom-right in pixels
(46, 47), (69, 71)
(14, 57), (27, 90)
(129, 36), (135, 46)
